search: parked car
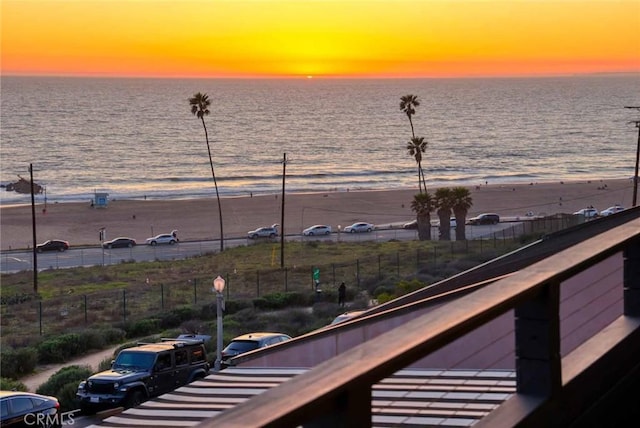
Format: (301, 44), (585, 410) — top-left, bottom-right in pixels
(330, 310), (367, 325)
(302, 225), (332, 236)
(76, 337), (209, 414)
(36, 239), (69, 252)
(247, 226), (278, 239)
(102, 237), (136, 249)
(573, 208), (599, 218)
(0, 390), (61, 428)
(221, 332), (291, 367)
(600, 205), (625, 216)
(145, 233), (178, 245)
(435, 217), (457, 228)
(402, 219), (418, 229)
(343, 222), (374, 233)
(467, 213), (500, 225)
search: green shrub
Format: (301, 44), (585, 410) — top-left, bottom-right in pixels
(220, 299), (254, 315)
(127, 318), (161, 337)
(37, 334), (84, 363)
(78, 329), (106, 351)
(253, 292), (309, 310)
(376, 292), (394, 304)
(396, 279), (425, 295)
(36, 365), (92, 397)
(57, 381), (82, 413)
(0, 377), (28, 391)
(98, 356), (114, 372)
(0, 346), (38, 379)
(101, 327), (126, 344)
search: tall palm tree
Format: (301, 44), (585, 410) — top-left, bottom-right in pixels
(400, 94), (420, 138)
(434, 188), (455, 241)
(410, 192), (433, 241)
(451, 187), (473, 241)
(400, 94), (427, 192)
(407, 136), (428, 194)
(189, 92), (224, 252)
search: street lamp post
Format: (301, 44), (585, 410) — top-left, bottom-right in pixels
(212, 275), (226, 371)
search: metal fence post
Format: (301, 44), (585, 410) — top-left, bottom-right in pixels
(84, 294), (88, 324)
(123, 289), (126, 323)
(285, 267), (288, 292)
(193, 278), (197, 304)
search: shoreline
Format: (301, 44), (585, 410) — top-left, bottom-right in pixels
(1, 178), (635, 251)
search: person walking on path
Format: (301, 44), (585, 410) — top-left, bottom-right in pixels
(338, 282), (346, 307)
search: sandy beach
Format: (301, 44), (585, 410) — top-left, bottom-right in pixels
(1, 178), (635, 251)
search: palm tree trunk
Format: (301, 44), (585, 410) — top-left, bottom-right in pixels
(201, 118), (224, 252)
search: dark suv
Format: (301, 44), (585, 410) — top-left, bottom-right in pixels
(467, 213), (500, 225)
(76, 338), (209, 413)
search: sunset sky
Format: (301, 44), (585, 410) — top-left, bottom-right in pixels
(2, 0), (639, 78)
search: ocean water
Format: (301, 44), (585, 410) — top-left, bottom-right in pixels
(1, 75), (639, 206)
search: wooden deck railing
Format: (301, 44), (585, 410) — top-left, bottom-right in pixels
(197, 217), (640, 428)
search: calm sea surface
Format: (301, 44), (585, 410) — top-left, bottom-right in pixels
(1, 75), (639, 206)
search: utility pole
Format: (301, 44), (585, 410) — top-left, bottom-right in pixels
(280, 153), (287, 268)
(624, 106), (640, 206)
(29, 163), (38, 293)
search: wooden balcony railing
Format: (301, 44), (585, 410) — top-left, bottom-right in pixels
(197, 217), (640, 428)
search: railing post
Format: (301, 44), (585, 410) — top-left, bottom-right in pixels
(514, 282), (561, 396)
(304, 387), (371, 428)
(624, 237), (640, 316)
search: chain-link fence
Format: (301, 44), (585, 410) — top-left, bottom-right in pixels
(1, 216), (575, 337)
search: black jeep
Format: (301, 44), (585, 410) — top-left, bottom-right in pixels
(76, 338), (210, 413)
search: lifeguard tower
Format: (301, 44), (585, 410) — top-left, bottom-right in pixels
(93, 191), (109, 208)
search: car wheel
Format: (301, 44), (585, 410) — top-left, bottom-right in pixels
(58, 247), (65, 252)
(170, 240), (176, 245)
(150, 241), (157, 246)
(366, 228), (372, 232)
(125, 390), (145, 408)
(37, 248), (43, 253)
(107, 244), (113, 249)
(309, 232), (314, 236)
(250, 234), (257, 239)
(350, 229), (356, 233)
(128, 243), (133, 248)
(270, 233), (276, 238)
(325, 231), (330, 235)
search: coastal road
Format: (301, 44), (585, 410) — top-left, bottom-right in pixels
(0, 223), (517, 273)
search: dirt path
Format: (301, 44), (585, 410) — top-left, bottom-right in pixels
(20, 345), (121, 392)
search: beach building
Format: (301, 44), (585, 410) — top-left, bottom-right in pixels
(92, 191), (109, 208)
(89, 208), (640, 427)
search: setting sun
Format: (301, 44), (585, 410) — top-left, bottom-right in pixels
(1, 0), (639, 78)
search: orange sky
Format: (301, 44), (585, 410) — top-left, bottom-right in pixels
(2, 0), (639, 78)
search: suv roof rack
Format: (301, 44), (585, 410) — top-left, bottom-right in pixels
(160, 337), (205, 346)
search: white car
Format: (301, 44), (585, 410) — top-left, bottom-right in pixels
(343, 222), (374, 233)
(248, 226), (278, 239)
(600, 205), (625, 216)
(573, 208), (599, 218)
(145, 233), (178, 245)
(303, 225), (332, 236)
